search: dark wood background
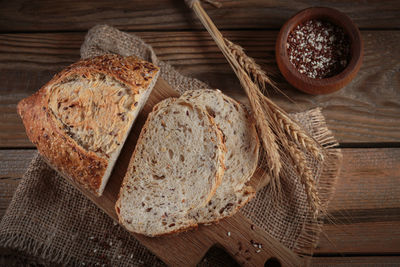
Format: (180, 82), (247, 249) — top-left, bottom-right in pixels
(1, 0), (399, 265)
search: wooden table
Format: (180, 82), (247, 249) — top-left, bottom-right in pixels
(1, 0), (399, 265)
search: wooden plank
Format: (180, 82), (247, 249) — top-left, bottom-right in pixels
(0, 149), (34, 178)
(0, 176), (20, 219)
(0, 33), (83, 147)
(1, 148), (399, 254)
(0, 149), (34, 219)
(0, 0), (399, 32)
(1, 31), (399, 147)
(311, 256), (400, 266)
(316, 148), (400, 254)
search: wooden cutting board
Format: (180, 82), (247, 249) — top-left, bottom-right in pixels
(65, 78), (304, 267)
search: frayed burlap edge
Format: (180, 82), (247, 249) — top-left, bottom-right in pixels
(0, 155), (81, 267)
(292, 108), (342, 256)
(1, 232), (79, 266)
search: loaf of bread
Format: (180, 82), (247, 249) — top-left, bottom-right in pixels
(116, 98), (226, 236)
(17, 54), (160, 196)
(181, 89), (259, 224)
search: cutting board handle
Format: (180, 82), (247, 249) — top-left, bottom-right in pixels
(202, 213), (305, 267)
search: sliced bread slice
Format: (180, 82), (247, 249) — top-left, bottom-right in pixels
(116, 98), (226, 236)
(180, 89), (259, 224)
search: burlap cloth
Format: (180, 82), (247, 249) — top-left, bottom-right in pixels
(0, 25), (342, 266)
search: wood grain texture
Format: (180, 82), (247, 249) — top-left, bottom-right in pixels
(0, 149), (34, 178)
(316, 148), (400, 254)
(1, 148), (399, 255)
(311, 256), (400, 266)
(1, 30), (399, 147)
(0, 0), (399, 32)
(0, 149), (34, 219)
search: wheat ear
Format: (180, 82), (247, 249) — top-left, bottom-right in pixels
(225, 39), (279, 91)
(259, 92), (324, 161)
(284, 140), (321, 218)
(257, 89), (322, 217)
(226, 39), (324, 161)
(273, 107), (324, 161)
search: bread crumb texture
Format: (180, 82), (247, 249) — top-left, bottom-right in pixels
(48, 55), (158, 158)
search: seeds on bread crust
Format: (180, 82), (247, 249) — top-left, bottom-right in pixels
(17, 54), (160, 195)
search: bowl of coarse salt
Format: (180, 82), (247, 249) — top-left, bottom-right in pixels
(276, 7), (363, 95)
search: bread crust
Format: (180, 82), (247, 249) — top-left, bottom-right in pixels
(202, 186), (256, 226)
(203, 110), (226, 204)
(17, 54), (159, 195)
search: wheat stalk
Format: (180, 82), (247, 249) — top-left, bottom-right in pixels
(237, 55), (323, 215)
(186, 0), (283, 180)
(185, 0), (323, 216)
(240, 72), (282, 178)
(226, 38), (324, 161)
(281, 137), (321, 218)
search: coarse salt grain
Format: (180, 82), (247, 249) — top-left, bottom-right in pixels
(287, 19), (350, 79)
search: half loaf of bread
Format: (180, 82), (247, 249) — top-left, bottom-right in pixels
(116, 98), (226, 236)
(17, 54), (160, 196)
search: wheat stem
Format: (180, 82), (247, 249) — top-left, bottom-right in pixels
(240, 73), (282, 178)
(187, 0), (323, 216)
(283, 139), (321, 218)
(189, 0), (282, 179)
